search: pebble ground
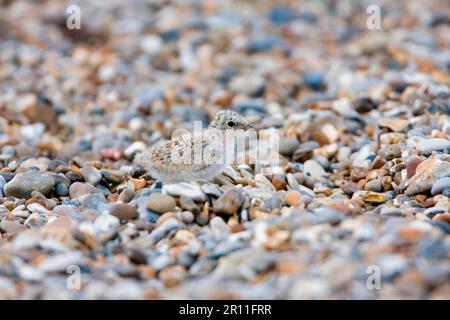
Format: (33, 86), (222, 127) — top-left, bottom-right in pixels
(0, 0), (449, 299)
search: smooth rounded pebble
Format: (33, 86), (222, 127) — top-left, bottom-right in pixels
(101, 170), (125, 184)
(364, 179), (382, 192)
(406, 156), (423, 179)
(109, 203), (139, 221)
(0, 219), (27, 233)
(405, 181), (433, 196)
(213, 188), (245, 215)
(162, 183), (206, 202)
(147, 193), (176, 214)
(303, 160), (326, 180)
(416, 138), (450, 152)
(69, 182), (99, 199)
(80, 167), (102, 185)
(284, 190), (301, 206)
(431, 177), (450, 196)
(3, 172), (55, 199)
(179, 195), (200, 214)
(279, 137), (301, 157)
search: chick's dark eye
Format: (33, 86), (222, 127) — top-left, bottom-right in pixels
(227, 121), (236, 127)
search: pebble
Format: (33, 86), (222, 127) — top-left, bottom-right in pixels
(24, 213), (47, 228)
(52, 205), (81, 219)
(150, 218), (183, 243)
(12, 210), (30, 219)
(340, 181), (359, 196)
(69, 182), (99, 199)
(179, 196), (200, 214)
(357, 191), (387, 204)
(80, 167), (102, 186)
(101, 170), (125, 184)
(423, 207), (446, 218)
(377, 254), (408, 280)
(432, 161), (450, 179)
(378, 145), (402, 161)
(443, 188), (450, 197)
(3, 172), (55, 199)
(94, 214), (120, 235)
(407, 156), (423, 178)
(213, 188), (245, 215)
(162, 183), (206, 202)
(159, 265), (187, 287)
(65, 171), (83, 182)
(364, 179), (383, 192)
(179, 211), (195, 224)
(293, 147), (314, 162)
(304, 71), (324, 90)
(81, 193), (107, 211)
(284, 190), (301, 206)
(370, 156), (386, 170)
(124, 141), (146, 159)
(48, 160), (68, 172)
(37, 252), (84, 273)
(147, 193), (176, 214)
(405, 181), (433, 196)
(351, 144), (373, 168)
(303, 160), (326, 180)
(109, 203), (139, 221)
(264, 196), (284, 209)
(416, 138), (450, 152)
(210, 216), (229, 236)
(0, 176), (5, 197)
(201, 183), (222, 198)
(254, 174), (275, 191)
(431, 177), (450, 196)
(319, 124), (339, 144)
(350, 167), (369, 182)
(131, 164), (146, 178)
(279, 137), (300, 157)
(0, 219), (27, 233)
(118, 189), (136, 203)
(55, 183), (69, 197)
(272, 174), (287, 190)
(380, 207), (402, 217)
(27, 203), (50, 215)
(379, 118), (409, 132)
(314, 208), (345, 225)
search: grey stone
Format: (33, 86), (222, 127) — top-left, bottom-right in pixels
(4, 171), (55, 199)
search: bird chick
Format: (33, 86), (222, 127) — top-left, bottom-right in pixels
(135, 110), (253, 184)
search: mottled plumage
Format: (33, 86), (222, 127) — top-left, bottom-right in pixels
(136, 110), (253, 183)
(208, 110), (253, 130)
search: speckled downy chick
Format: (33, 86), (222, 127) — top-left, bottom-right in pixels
(135, 110), (253, 184)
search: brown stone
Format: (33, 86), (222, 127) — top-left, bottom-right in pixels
(130, 178), (147, 190)
(213, 188), (245, 215)
(350, 167), (369, 182)
(284, 190), (301, 206)
(407, 156), (423, 179)
(147, 193), (176, 214)
(370, 156), (386, 170)
(69, 182), (98, 199)
(109, 203), (139, 221)
(272, 174), (287, 190)
(366, 169), (388, 180)
(340, 181), (360, 196)
(159, 265), (186, 287)
(379, 118), (409, 132)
